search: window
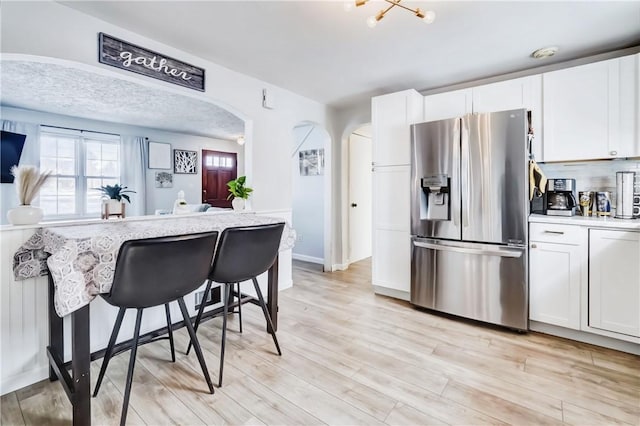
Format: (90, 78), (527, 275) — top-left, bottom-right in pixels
(39, 126), (120, 218)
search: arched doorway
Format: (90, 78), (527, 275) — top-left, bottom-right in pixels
(291, 121), (331, 270)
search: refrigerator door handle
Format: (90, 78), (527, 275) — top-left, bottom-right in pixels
(413, 241), (523, 258)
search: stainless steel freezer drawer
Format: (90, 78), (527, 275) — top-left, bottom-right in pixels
(410, 237), (528, 330)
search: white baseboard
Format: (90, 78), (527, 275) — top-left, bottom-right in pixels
(292, 253), (324, 264)
(330, 263), (349, 271)
(373, 286), (410, 302)
(1, 366), (49, 395)
(529, 321), (640, 355)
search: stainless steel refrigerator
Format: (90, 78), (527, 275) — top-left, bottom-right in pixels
(410, 109), (529, 330)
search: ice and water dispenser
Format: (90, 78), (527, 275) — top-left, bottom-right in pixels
(421, 174), (450, 220)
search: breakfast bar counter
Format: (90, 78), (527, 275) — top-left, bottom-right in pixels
(1, 210), (295, 425)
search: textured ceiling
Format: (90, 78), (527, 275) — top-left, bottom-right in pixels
(0, 60), (244, 140)
(60, 1), (640, 107)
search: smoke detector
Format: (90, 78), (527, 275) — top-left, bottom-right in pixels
(531, 46), (558, 59)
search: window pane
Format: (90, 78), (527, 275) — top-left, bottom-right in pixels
(86, 159), (102, 176)
(213, 156), (220, 167)
(57, 139), (76, 158)
(86, 141), (101, 160)
(40, 138), (57, 157)
(101, 161), (118, 176)
(40, 157), (57, 174)
(101, 143), (119, 161)
(58, 158), (75, 175)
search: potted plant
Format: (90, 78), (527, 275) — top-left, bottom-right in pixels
(226, 176), (253, 211)
(6, 165), (52, 225)
(96, 184), (136, 219)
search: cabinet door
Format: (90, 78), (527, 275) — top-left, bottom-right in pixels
(543, 58), (622, 162)
(529, 241), (582, 329)
(617, 54), (640, 158)
(472, 76), (543, 160)
(372, 165), (410, 293)
(372, 90), (424, 166)
(589, 229), (640, 337)
(423, 89), (471, 122)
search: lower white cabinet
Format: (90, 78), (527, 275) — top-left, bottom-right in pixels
(529, 223), (584, 329)
(372, 165), (411, 296)
(588, 229), (640, 337)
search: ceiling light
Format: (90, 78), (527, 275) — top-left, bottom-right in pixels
(350, 0), (436, 27)
(237, 136), (245, 146)
(531, 46), (559, 59)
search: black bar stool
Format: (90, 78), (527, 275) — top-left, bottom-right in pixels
(93, 232), (218, 426)
(188, 223), (284, 387)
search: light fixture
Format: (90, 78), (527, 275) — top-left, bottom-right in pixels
(236, 136), (245, 146)
(531, 46), (558, 59)
(348, 0), (436, 27)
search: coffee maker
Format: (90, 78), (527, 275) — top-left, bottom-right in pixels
(546, 178), (578, 216)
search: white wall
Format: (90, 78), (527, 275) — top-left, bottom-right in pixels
(0, 0), (328, 213)
(291, 124), (326, 263)
(0, 106), (243, 222)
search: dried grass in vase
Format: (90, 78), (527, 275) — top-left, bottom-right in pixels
(11, 165), (52, 206)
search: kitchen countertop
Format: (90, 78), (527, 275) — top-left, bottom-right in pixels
(529, 214), (640, 230)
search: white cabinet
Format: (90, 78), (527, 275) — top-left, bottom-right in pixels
(588, 229), (640, 337)
(371, 89), (424, 166)
(423, 89), (471, 122)
(473, 76), (543, 161)
(542, 55), (639, 162)
(529, 223), (585, 329)
(372, 165), (410, 297)
(371, 89), (422, 298)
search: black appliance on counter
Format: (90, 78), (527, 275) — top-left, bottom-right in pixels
(545, 178), (578, 216)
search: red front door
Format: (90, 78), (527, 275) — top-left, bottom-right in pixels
(201, 150), (237, 208)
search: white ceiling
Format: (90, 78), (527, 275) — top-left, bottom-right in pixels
(0, 60), (245, 140)
(60, 0), (640, 107)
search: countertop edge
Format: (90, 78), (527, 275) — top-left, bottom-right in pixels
(529, 214), (640, 230)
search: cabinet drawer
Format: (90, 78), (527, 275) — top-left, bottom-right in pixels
(530, 223), (583, 245)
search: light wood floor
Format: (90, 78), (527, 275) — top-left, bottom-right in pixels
(2, 258), (639, 425)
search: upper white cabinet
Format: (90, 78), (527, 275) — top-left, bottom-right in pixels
(588, 229), (640, 338)
(473, 76), (543, 159)
(423, 89), (471, 122)
(542, 55), (640, 162)
(372, 89), (424, 166)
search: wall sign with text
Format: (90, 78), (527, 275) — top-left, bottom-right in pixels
(98, 33), (205, 92)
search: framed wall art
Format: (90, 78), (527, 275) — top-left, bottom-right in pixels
(174, 149), (198, 174)
(148, 141), (171, 169)
(299, 148), (325, 176)
(155, 171), (173, 188)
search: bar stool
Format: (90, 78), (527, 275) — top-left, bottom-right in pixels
(188, 223), (284, 387)
(92, 232), (218, 426)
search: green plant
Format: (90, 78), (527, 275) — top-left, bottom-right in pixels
(226, 176), (253, 200)
(96, 184), (136, 203)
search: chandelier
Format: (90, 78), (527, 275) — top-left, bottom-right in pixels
(346, 0), (436, 28)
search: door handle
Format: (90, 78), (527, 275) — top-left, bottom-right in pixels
(351, 203), (357, 207)
(413, 241), (523, 258)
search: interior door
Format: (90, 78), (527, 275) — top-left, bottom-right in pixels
(201, 150), (237, 208)
(348, 131), (372, 263)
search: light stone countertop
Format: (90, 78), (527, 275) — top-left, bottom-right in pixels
(529, 214), (640, 230)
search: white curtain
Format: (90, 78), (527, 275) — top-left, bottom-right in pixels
(1, 120), (41, 224)
(120, 135), (147, 217)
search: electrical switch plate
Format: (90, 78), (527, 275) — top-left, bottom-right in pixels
(262, 88), (275, 109)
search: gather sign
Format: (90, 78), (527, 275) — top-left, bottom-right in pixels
(98, 33), (205, 92)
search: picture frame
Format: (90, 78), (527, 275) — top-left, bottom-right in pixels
(155, 171), (173, 188)
(299, 148), (325, 176)
(174, 149), (198, 174)
(148, 141), (171, 169)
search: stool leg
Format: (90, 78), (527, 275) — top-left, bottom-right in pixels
(186, 280), (211, 356)
(120, 308), (143, 426)
(252, 277), (282, 356)
(177, 297), (215, 394)
(165, 303), (176, 362)
(219, 283), (230, 387)
(236, 282), (243, 333)
(93, 307), (126, 397)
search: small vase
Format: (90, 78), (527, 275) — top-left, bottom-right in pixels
(232, 198), (246, 211)
(7, 205), (44, 225)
